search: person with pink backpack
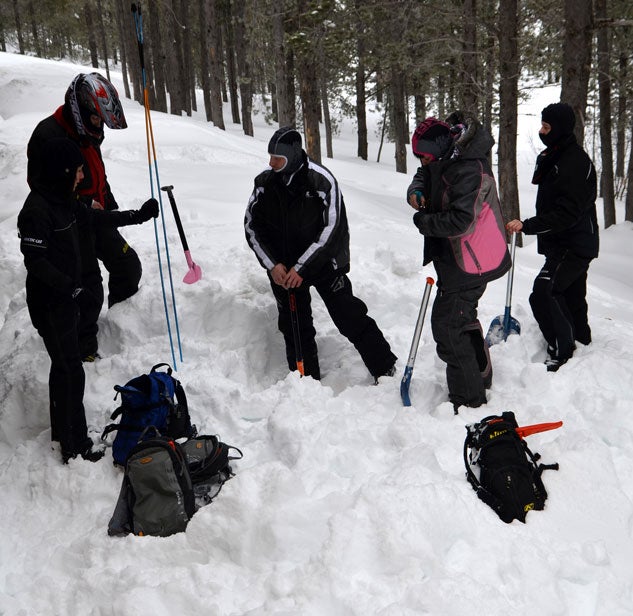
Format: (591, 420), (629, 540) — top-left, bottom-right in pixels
(406, 112), (510, 413)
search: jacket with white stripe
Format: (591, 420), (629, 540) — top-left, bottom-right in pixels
(244, 152), (350, 280)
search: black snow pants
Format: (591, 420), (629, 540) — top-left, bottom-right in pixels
(431, 284), (491, 409)
(95, 226), (142, 308)
(269, 271), (396, 380)
(529, 252), (593, 359)
(27, 297), (92, 458)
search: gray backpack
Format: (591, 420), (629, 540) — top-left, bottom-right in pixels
(108, 430), (195, 537)
(108, 429), (242, 537)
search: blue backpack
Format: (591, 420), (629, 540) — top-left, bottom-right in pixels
(101, 363), (196, 466)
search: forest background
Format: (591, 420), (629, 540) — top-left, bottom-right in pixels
(2, 0), (633, 230)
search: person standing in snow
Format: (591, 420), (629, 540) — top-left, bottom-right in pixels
(245, 127), (397, 383)
(407, 113), (510, 413)
(506, 102), (598, 372)
(27, 73), (142, 362)
(18, 137), (159, 464)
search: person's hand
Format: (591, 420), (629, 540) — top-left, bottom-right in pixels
(283, 267), (303, 289)
(408, 191), (425, 211)
(506, 219), (523, 233)
(138, 198), (159, 221)
(270, 263), (288, 286)
(91, 199), (104, 210)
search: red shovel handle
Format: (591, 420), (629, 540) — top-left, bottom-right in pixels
(515, 421), (563, 439)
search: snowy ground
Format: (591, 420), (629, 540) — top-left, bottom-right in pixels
(1, 52), (633, 615)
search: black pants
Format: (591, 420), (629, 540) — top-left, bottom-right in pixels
(95, 226), (142, 308)
(270, 271), (396, 379)
(28, 298), (92, 457)
(77, 282), (104, 359)
(529, 252), (593, 359)
(431, 284), (490, 408)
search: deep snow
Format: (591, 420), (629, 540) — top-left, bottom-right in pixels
(1, 52), (633, 616)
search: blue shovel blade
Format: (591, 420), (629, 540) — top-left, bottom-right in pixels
(486, 313), (521, 346)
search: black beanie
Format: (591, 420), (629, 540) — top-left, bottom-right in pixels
(268, 126), (303, 174)
(41, 138), (84, 192)
(540, 103), (576, 146)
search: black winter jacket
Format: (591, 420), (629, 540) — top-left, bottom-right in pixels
(522, 134), (599, 260)
(410, 122), (510, 292)
(18, 186), (148, 309)
(245, 153), (350, 281)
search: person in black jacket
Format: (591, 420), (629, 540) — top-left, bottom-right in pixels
(18, 137), (158, 463)
(27, 73), (142, 360)
(245, 127), (396, 383)
(507, 103), (599, 372)
(407, 114), (510, 412)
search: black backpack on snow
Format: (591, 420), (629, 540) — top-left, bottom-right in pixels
(101, 363), (196, 466)
(464, 411), (559, 523)
(108, 428), (243, 537)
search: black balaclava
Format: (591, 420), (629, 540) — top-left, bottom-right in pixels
(540, 103), (576, 148)
(40, 137), (85, 198)
(268, 127), (303, 176)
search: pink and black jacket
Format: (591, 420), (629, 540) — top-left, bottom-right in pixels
(409, 120), (511, 292)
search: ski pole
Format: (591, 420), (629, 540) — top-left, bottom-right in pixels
(132, 2), (183, 367)
(400, 277), (435, 407)
(160, 185), (202, 284)
(288, 289), (305, 376)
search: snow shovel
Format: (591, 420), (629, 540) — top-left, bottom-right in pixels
(400, 277), (435, 407)
(485, 233), (521, 346)
(161, 185), (202, 284)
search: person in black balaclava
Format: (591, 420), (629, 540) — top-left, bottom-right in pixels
(507, 102), (599, 372)
(244, 127), (397, 383)
(18, 137), (158, 464)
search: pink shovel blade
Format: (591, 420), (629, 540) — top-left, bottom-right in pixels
(183, 250), (202, 284)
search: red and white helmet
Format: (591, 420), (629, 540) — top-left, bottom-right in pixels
(65, 73), (127, 136)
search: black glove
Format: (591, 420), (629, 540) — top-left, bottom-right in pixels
(137, 198), (159, 222)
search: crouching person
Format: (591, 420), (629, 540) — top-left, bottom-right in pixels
(407, 113), (510, 413)
(17, 138), (158, 463)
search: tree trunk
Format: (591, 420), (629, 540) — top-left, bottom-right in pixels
(497, 0), (521, 227)
(126, 0), (142, 103)
(626, 120), (633, 222)
(233, 0), (253, 135)
(114, 0), (131, 99)
(298, 56), (321, 162)
(391, 68), (407, 174)
(180, 0), (194, 116)
(164, 0), (186, 116)
(321, 77), (333, 158)
(222, 0), (241, 124)
(13, 0), (25, 54)
(596, 0), (615, 228)
(27, 1), (41, 57)
(355, 0), (368, 160)
(615, 47), (627, 180)
(561, 0), (593, 144)
(95, 0), (110, 80)
(147, 2), (167, 112)
(461, 0), (478, 113)
(272, 3), (295, 127)
(84, 1), (99, 68)
(207, 0), (226, 129)
(198, 0), (213, 122)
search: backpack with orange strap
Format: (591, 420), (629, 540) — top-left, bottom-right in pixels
(464, 411), (561, 523)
